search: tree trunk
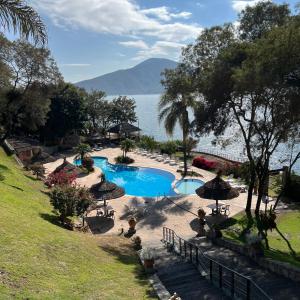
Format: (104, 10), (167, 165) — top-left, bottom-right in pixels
(246, 161), (256, 212)
(182, 110), (189, 177)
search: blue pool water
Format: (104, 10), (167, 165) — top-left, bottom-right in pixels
(76, 156), (177, 197)
(175, 179), (204, 195)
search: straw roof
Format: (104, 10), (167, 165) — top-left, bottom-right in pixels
(53, 158), (79, 175)
(196, 175), (239, 200)
(108, 122), (141, 134)
(90, 180), (125, 200)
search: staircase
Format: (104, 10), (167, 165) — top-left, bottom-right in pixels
(190, 237), (300, 300)
(155, 246), (228, 299)
(158, 227), (300, 300)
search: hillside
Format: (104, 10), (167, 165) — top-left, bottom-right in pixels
(76, 58), (177, 95)
(0, 149), (154, 299)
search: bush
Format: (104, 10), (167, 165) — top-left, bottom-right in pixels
(46, 170), (77, 187)
(138, 135), (158, 152)
(82, 156), (94, 172)
(49, 184), (94, 224)
(159, 141), (177, 155)
(192, 156), (217, 170)
(115, 155), (134, 164)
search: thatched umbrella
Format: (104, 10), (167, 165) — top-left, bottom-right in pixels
(196, 173), (239, 213)
(90, 180), (125, 201)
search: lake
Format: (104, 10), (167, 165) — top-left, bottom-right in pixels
(109, 94), (300, 173)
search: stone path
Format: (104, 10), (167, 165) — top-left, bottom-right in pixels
(155, 246), (228, 300)
(190, 237), (300, 300)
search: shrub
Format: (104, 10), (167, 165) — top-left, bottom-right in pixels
(138, 135), (158, 152)
(115, 155), (134, 164)
(49, 184), (94, 224)
(258, 210), (277, 231)
(159, 141), (177, 155)
(192, 156), (217, 170)
(82, 156), (94, 172)
(46, 170), (77, 187)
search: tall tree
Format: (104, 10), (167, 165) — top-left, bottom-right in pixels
(0, 37), (61, 143)
(159, 64), (199, 176)
(110, 96), (137, 124)
(85, 90), (112, 134)
(238, 1), (290, 41)
(0, 0), (47, 44)
(193, 17), (300, 213)
(41, 83), (87, 144)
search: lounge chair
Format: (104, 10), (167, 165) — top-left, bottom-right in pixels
(220, 205), (230, 216)
(107, 210), (115, 219)
(169, 160), (177, 166)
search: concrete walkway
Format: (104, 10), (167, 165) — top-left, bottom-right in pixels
(44, 147), (269, 247)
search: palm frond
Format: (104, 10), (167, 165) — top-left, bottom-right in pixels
(0, 0), (47, 45)
(158, 106), (172, 123)
(164, 107), (178, 136)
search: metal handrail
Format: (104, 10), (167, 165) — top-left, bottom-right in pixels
(162, 226), (272, 300)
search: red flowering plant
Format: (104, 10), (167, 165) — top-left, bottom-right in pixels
(45, 170), (77, 187)
(192, 156), (217, 171)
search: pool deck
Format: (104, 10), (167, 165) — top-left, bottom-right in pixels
(44, 147), (266, 247)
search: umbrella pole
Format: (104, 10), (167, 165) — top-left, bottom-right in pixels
(216, 199), (219, 214)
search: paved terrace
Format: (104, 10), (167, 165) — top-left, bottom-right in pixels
(44, 147), (264, 247)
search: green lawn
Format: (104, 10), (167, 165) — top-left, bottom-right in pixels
(0, 148), (155, 299)
(221, 210), (300, 268)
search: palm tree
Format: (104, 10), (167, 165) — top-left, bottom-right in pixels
(159, 65), (198, 176)
(75, 143), (92, 162)
(120, 139), (135, 158)
(0, 0), (47, 45)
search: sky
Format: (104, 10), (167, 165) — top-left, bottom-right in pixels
(22, 0), (300, 83)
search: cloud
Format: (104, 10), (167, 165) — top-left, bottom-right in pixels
(60, 63), (91, 67)
(32, 0), (201, 42)
(141, 6), (192, 22)
(231, 0), (269, 12)
(119, 40), (149, 49)
(133, 41), (185, 61)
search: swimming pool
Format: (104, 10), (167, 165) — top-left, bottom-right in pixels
(175, 179), (204, 195)
(75, 156), (177, 197)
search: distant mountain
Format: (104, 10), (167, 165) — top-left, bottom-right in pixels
(75, 58), (177, 95)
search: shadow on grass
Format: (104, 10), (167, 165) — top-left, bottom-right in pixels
(24, 174), (40, 181)
(0, 180), (24, 191)
(0, 164), (9, 172)
(39, 213), (73, 230)
(98, 238), (157, 299)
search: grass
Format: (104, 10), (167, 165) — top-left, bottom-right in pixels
(221, 210), (300, 268)
(0, 148), (156, 299)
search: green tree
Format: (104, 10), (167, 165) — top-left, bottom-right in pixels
(49, 185), (94, 224)
(159, 64), (198, 176)
(138, 135), (158, 152)
(0, 37), (61, 143)
(192, 16), (300, 213)
(110, 96), (137, 124)
(238, 1), (290, 41)
(120, 138), (135, 158)
(75, 143), (92, 161)
(42, 83), (87, 144)
(0, 0), (47, 44)
(86, 90), (108, 133)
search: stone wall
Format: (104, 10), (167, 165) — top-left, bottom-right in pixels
(212, 237), (300, 283)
